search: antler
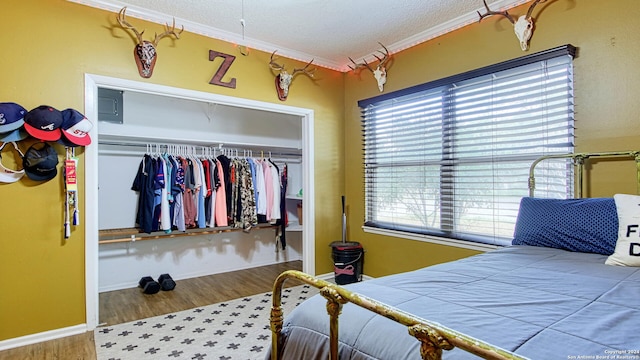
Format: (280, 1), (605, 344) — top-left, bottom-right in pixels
(348, 42), (390, 72)
(270, 51), (315, 77)
(269, 51), (287, 72)
(526, 0), (548, 19)
(348, 57), (374, 72)
(292, 58), (316, 78)
(477, 0), (516, 24)
(372, 42), (390, 67)
(153, 17), (184, 46)
(117, 7), (145, 44)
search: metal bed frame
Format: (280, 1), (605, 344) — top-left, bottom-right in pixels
(528, 150), (640, 198)
(270, 151), (640, 360)
(270, 270), (527, 360)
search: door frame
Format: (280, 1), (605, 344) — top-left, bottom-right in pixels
(83, 73), (316, 329)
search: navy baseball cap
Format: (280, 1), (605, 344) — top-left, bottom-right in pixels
(22, 142), (59, 181)
(24, 105), (63, 142)
(0, 102), (27, 134)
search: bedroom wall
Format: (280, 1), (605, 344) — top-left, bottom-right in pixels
(2, 0), (638, 345)
(0, 0), (344, 341)
(343, 0), (640, 277)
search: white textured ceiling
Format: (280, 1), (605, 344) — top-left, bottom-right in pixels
(69, 0), (531, 71)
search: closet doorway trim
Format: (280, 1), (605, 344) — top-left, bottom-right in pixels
(83, 73), (315, 331)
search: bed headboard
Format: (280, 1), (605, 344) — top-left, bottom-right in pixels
(528, 151), (640, 198)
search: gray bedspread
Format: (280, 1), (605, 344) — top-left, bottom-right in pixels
(274, 246), (640, 359)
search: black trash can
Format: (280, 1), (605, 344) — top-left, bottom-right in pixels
(330, 242), (364, 285)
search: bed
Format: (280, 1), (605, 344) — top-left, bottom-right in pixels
(268, 151), (640, 360)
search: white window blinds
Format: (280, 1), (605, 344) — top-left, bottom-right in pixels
(361, 45), (576, 246)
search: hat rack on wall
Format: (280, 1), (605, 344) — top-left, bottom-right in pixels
(97, 139), (301, 244)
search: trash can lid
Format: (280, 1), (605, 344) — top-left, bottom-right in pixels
(330, 241), (362, 250)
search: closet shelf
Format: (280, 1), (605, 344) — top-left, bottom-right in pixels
(99, 224), (279, 244)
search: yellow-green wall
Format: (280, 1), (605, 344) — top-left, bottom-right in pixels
(343, 0), (640, 277)
(2, 0), (639, 343)
(0, 0), (344, 340)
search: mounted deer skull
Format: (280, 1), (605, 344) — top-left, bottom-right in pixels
(116, 7), (184, 78)
(477, 0), (548, 51)
(269, 51), (315, 101)
(348, 42), (391, 92)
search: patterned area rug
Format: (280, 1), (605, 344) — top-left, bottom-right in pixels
(94, 285), (318, 360)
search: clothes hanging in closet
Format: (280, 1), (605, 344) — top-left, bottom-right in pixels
(268, 159), (281, 223)
(216, 154), (232, 225)
(132, 154), (155, 234)
(131, 152), (289, 236)
(230, 158), (257, 231)
(276, 163), (288, 250)
(214, 158), (228, 227)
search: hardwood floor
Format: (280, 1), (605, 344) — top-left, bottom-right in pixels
(0, 261), (303, 360)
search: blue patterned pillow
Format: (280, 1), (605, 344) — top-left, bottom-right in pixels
(512, 197), (618, 255)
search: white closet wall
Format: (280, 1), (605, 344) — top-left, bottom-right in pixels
(97, 90), (304, 292)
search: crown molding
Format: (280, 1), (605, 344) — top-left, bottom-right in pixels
(68, 0), (531, 72)
(349, 0), (530, 71)
(67, 0), (342, 70)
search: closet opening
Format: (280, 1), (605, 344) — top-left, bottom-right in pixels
(83, 74), (315, 330)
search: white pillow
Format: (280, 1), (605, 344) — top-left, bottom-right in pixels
(605, 194), (640, 266)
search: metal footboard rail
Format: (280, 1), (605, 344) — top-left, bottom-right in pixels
(270, 270), (528, 360)
(529, 150), (640, 198)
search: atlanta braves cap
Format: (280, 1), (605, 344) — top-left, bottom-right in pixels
(22, 142), (59, 181)
(24, 105), (63, 142)
(0, 142), (25, 183)
(59, 108), (92, 146)
(0, 102), (27, 134)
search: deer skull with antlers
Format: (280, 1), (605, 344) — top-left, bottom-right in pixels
(116, 7), (184, 78)
(349, 43), (391, 92)
(269, 51), (316, 101)
(477, 0), (548, 51)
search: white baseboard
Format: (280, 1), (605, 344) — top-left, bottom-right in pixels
(0, 324), (87, 351)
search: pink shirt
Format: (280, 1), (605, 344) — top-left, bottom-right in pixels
(262, 159), (274, 221)
(214, 160), (228, 227)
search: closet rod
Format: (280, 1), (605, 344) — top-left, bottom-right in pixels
(98, 149), (302, 163)
(98, 141), (303, 159)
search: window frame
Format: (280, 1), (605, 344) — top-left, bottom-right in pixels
(360, 45), (577, 251)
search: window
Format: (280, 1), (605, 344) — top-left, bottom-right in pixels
(361, 45), (576, 247)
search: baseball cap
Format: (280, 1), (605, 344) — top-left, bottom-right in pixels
(0, 102), (27, 134)
(0, 127), (29, 143)
(59, 108), (92, 146)
(22, 142), (59, 181)
(24, 105), (63, 141)
(0, 142), (25, 183)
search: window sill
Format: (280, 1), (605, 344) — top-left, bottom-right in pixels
(362, 226), (500, 252)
